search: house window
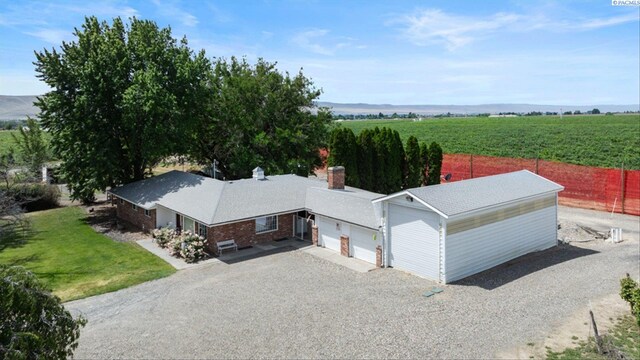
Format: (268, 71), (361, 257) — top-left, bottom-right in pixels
(144, 209), (150, 217)
(198, 224), (207, 238)
(132, 204), (137, 210)
(256, 215), (277, 233)
(119, 198), (124, 204)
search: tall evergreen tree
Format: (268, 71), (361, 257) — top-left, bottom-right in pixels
(405, 136), (421, 189)
(387, 129), (406, 192)
(419, 142), (429, 186)
(427, 142), (443, 185)
(371, 127), (387, 193)
(356, 129), (374, 191)
(327, 128), (359, 187)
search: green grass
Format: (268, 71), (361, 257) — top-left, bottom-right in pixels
(0, 206), (176, 301)
(340, 114), (640, 169)
(546, 315), (640, 360)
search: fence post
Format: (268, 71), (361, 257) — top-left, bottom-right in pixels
(621, 163), (625, 215)
(470, 154), (474, 179)
(535, 158), (539, 174)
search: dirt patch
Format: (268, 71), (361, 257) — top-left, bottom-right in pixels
(497, 294), (630, 359)
(82, 201), (148, 243)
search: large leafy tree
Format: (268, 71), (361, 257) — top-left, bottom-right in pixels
(190, 57), (330, 179)
(34, 17), (210, 201)
(0, 265), (86, 358)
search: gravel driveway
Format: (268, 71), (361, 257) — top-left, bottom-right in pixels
(66, 208), (639, 359)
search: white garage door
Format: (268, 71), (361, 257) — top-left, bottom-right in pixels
(350, 226), (379, 264)
(318, 217), (341, 252)
(389, 204), (441, 280)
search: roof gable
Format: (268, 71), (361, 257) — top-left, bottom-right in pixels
(375, 170), (564, 218)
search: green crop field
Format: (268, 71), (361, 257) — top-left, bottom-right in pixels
(0, 130), (17, 155)
(340, 114), (640, 170)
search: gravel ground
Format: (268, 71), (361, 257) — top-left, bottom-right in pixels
(67, 231), (639, 357)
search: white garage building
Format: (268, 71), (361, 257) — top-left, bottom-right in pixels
(306, 186), (382, 264)
(374, 170), (564, 283)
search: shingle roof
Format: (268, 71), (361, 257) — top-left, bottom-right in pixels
(109, 170), (383, 228)
(398, 170), (563, 217)
(306, 187), (381, 229)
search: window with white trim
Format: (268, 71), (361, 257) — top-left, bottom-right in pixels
(144, 209), (150, 217)
(256, 215), (277, 233)
(132, 203), (137, 210)
(119, 198), (124, 204)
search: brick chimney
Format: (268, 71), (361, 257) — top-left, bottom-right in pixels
(327, 166), (345, 190)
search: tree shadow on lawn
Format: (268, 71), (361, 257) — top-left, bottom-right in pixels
(452, 243), (599, 290)
(0, 225), (36, 252)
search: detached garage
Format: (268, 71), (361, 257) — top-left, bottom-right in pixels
(374, 170), (564, 283)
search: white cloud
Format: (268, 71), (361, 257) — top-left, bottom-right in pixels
(391, 9), (520, 50)
(24, 28), (74, 45)
(291, 29), (359, 56)
(391, 8), (639, 50)
(152, 0), (198, 27)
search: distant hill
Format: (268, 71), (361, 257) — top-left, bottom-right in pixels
(316, 102), (639, 115)
(1, 95), (637, 120)
(0, 95), (39, 120)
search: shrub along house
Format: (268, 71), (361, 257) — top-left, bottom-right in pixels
(109, 166), (383, 263)
(110, 167), (563, 283)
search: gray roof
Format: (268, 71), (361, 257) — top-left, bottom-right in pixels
(306, 187), (381, 229)
(110, 170), (383, 228)
(381, 170), (563, 218)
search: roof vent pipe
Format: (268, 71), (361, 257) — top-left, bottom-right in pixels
(252, 166), (265, 180)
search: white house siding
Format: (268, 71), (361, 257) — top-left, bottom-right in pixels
(156, 205), (175, 229)
(388, 204), (441, 281)
(444, 195), (558, 283)
(349, 225), (380, 264)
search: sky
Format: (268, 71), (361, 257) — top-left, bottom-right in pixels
(0, 0), (639, 105)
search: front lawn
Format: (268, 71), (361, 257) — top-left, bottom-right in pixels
(0, 206), (176, 301)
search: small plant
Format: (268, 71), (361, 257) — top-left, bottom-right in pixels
(620, 274), (640, 326)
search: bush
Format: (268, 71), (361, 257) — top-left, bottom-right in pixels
(5, 183), (60, 212)
(620, 274), (640, 326)
(152, 227), (208, 263)
(178, 231), (208, 263)
(152, 227), (175, 248)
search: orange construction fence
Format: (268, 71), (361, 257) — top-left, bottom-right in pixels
(442, 154), (640, 216)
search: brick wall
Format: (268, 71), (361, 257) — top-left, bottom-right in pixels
(115, 198), (156, 232)
(207, 213), (295, 253)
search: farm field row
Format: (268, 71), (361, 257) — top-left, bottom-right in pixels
(340, 114), (640, 170)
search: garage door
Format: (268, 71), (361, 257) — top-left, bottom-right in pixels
(388, 204), (440, 280)
(350, 226), (378, 264)
(318, 217), (341, 252)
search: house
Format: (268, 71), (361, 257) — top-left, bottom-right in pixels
(110, 167), (563, 283)
(109, 166), (383, 263)
(374, 170), (564, 283)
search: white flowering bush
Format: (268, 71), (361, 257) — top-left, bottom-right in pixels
(152, 227), (175, 248)
(179, 231), (208, 263)
(152, 227), (208, 263)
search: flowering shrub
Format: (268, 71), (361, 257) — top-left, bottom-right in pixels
(152, 227), (175, 248)
(152, 227), (208, 263)
(179, 231), (208, 263)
